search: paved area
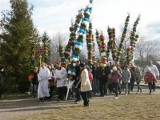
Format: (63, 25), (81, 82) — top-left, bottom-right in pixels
(0, 85), (160, 120)
(0, 98), (78, 120)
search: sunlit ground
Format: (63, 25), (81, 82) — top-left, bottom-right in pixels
(16, 93), (160, 120)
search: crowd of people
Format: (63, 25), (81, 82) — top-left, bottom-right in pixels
(0, 60), (159, 107)
(26, 60), (160, 107)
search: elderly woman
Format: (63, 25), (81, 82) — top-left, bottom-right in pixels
(110, 66), (122, 99)
(144, 67), (157, 94)
(77, 62), (92, 107)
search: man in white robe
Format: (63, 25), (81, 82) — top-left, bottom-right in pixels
(38, 63), (51, 101)
(54, 62), (67, 101)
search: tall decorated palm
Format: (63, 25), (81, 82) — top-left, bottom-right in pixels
(92, 34), (96, 63)
(96, 30), (107, 67)
(68, 0), (93, 76)
(41, 32), (51, 63)
(126, 15), (140, 66)
(116, 14), (130, 64)
(59, 45), (65, 65)
(107, 27), (117, 62)
(64, 9), (83, 64)
(86, 22), (94, 67)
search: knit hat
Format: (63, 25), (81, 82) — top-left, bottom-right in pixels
(80, 62), (85, 68)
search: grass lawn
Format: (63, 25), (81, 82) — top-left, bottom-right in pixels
(17, 94), (160, 120)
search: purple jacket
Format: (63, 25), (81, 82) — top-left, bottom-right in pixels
(111, 71), (122, 83)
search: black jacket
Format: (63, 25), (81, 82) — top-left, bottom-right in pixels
(99, 66), (111, 81)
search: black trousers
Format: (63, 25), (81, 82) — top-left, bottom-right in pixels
(148, 83), (152, 93)
(81, 92), (89, 106)
(117, 82), (121, 94)
(75, 88), (81, 101)
(152, 81), (156, 91)
(99, 80), (107, 96)
(58, 86), (67, 100)
(130, 81), (135, 91)
(0, 85), (4, 98)
(112, 82), (118, 97)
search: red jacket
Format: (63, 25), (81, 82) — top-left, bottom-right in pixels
(88, 71), (93, 86)
(144, 71), (156, 84)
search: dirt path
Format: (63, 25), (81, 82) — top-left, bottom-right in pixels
(0, 87), (160, 120)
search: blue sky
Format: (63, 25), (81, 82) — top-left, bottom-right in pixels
(0, 0), (160, 41)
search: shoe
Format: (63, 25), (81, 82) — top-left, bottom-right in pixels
(39, 98), (44, 102)
(75, 101), (80, 104)
(115, 97), (118, 99)
(47, 96), (51, 101)
(84, 104), (89, 107)
(100, 94), (104, 97)
(75, 99), (80, 103)
(95, 93), (100, 96)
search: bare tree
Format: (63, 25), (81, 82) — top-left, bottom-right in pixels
(135, 35), (160, 67)
(50, 32), (66, 64)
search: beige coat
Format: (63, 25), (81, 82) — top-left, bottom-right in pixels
(80, 68), (92, 92)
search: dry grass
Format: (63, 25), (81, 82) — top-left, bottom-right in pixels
(17, 94), (160, 120)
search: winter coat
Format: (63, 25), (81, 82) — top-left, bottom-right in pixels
(32, 72), (38, 84)
(122, 68), (131, 83)
(98, 66), (111, 82)
(144, 65), (159, 77)
(135, 70), (142, 83)
(130, 67), (136, 83)
(111, 71), (122, 83)
(80, 68), (92, 92)
(144, 71), (156, 84)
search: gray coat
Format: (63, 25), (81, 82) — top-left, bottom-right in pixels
(135, 70), (142, 83)
(122, 68), (131, 83)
